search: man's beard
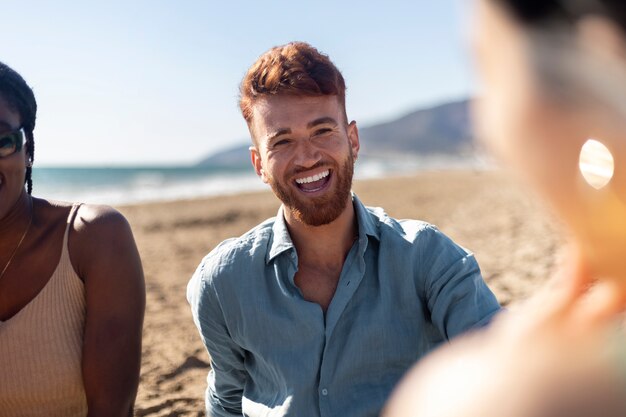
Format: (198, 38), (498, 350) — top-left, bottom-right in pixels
(269, 150), (354, 227)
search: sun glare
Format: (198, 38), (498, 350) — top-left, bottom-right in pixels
(579, 138), (615, 189)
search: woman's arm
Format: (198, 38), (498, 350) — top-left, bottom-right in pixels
(70, 204), (146, 417)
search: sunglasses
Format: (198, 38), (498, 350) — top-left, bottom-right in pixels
(0, 128), (26, 158)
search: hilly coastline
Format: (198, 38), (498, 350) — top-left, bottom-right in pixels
(197, 99), (476, 168)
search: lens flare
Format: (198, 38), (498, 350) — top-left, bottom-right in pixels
(579, 139), (614, 189)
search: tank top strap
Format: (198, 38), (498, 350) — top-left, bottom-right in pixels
(61, 203), (83, 255)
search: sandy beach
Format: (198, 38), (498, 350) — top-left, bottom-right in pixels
(118, 169), (564, 416)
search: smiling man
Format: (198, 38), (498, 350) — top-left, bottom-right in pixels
(187, 42), (500, 417)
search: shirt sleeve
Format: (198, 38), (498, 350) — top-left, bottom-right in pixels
(418, 225), (501, 339)
(187, 260), (247, 417)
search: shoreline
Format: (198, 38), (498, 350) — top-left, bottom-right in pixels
(33, 156), (492, 206)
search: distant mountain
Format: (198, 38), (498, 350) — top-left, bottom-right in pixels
(197, 143), (252, 168)
(358, 99), (474, 156)
(196, 98), (474, 167)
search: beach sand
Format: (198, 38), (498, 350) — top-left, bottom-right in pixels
(119, 169), (564, 416)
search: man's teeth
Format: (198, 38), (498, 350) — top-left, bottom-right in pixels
(295, 170), (330, 185)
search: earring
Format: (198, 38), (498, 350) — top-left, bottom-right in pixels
(579, 138), (614, 189)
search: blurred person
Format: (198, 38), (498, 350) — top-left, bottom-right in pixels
(384, 0), (626, 416)
(187, 41), (501, 417)
(0, 61), (145, 416)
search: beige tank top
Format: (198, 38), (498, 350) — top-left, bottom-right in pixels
(0, 204), (88, 417)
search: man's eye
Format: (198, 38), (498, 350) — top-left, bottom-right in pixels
(273, 139), (291, 147)
(313, 128), (332, 136)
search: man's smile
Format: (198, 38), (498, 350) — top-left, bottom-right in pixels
(294, 169), (331, 193)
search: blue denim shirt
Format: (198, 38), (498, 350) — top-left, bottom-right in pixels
(187, 195), (500, 417)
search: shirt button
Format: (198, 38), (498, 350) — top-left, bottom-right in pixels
(321, 388), (328, 396)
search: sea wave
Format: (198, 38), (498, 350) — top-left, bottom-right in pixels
(32, 156), (486, 206)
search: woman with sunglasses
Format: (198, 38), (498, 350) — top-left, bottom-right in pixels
(0, 62), (145, 416)
(385, 0), (626, 416)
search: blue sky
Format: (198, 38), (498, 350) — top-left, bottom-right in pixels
(2, 0), (473, 166)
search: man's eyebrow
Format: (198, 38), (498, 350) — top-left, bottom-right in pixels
(267, 128), (292, 142)
(307, 117), (338, 129)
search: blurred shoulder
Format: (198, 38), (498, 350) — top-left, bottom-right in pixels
(386, 306), (626, 417)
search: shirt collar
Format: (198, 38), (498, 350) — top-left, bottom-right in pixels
(267, 205), (294, 263)
(352, 193), (381, 242)
(266, 193), (381, 264)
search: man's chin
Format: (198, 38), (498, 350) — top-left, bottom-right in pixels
(288, 197), (349, 227)
(292, 209), (341, 227)
(271, 166), (354, 227)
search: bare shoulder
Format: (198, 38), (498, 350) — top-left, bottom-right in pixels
(35, 199), (131, 236)
(31, 198), (133, 242)
(71, 203), (136, 254)
(68, 203), (141, 279)
(73, 204), (131, 234)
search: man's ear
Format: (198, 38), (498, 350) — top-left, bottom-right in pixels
(250, 145), (269, 183)
(347, 120), (360, 160)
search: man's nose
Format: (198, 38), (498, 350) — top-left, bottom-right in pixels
(294, 139), (321, 168)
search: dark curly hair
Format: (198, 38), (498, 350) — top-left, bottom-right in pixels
(0, 61), (37, 194)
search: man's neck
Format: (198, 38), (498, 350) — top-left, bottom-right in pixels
(284, 198), (358, 266)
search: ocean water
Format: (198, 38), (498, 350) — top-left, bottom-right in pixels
(32, 166), (264, 206)
(31, 156), (480, 206)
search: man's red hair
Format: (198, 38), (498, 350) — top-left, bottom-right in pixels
(239, 42), (347, 125)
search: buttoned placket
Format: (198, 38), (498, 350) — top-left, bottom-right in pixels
(316, 235), (368, 417)
(271, 199), (376, 417)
